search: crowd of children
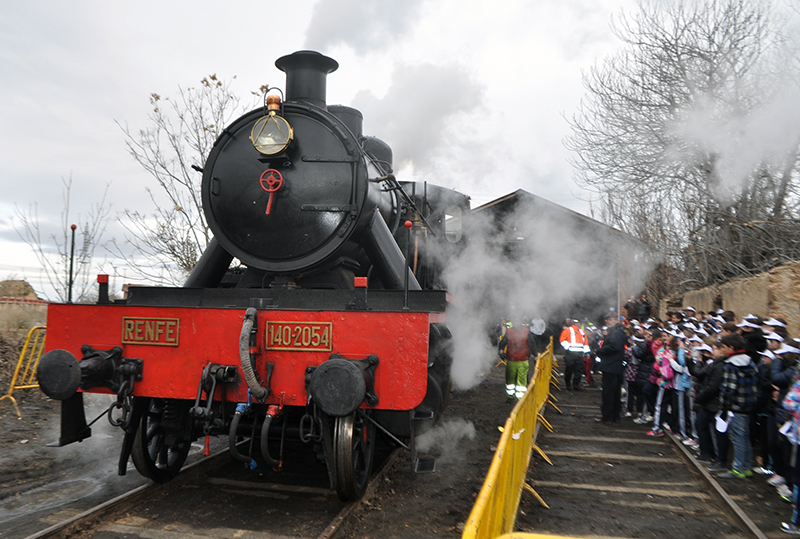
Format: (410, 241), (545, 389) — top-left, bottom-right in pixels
(616, 306), (800, 535)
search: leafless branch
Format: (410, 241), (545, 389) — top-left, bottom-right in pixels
(13, 174), (111, 302)
(114, 75), (250, 284)
(566, 0), (800, 304)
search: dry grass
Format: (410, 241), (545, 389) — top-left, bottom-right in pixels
(0, 330), (27, 390)
(0, 304), (46, 332)
(0, 305), (46, 390)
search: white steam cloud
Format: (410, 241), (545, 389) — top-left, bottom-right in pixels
(304, 0), (424, 53)
(300, 0), (653, 392)
(438, 199), (649, 390)
(666, 70), (800, 205)
(415, 417), (476, 457)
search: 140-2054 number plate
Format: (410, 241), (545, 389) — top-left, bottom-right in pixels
(265, 321), (332, 352)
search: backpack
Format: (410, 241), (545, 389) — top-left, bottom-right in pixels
(655, 348), (674, 388)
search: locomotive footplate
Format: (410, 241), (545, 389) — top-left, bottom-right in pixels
(124, 286), (447, 313)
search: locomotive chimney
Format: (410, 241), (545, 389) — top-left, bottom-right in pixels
(275, 50), (339, 108)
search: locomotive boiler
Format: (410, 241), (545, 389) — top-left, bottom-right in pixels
(37, 51), (470, 501)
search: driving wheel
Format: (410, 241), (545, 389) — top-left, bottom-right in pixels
(131, 398), (191, 483)
(333, 410), (375, 501)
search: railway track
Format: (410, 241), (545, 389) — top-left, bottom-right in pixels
(8, 367), (791, 539)
(17, 444), (398, 539)
(517, 385), (786, 538)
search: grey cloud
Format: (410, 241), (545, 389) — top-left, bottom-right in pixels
(304, 0), (425, 53)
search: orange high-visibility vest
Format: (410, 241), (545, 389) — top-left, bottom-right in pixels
(560, 325), (589, 353)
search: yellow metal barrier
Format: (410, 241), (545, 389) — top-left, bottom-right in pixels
(0, 326), (47, 419)
(462, 338), (558, 539)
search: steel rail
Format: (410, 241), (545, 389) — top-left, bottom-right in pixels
(21, 447), (228, 539)
(316, 448), (401, 539)
(666, 431), (768, 539)
(23, 446), (400, 539)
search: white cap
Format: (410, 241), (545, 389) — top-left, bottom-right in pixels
(736, 320), (760, 329)
(759, 350), (776, 360)
(683, 306), (696, 312)
(687, 335), (703, 343)
(743, 313), (759, 321)
(765, 332), (785, 342)
(695, 343), (713, 353)
(775, 344), (800, 355)
(764, 318), (787, 328)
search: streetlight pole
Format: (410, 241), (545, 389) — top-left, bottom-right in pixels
(68, 224), (76, 303)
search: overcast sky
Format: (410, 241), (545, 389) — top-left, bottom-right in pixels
(0, 0), (638, 299)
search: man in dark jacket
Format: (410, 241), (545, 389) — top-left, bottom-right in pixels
(596, 312), (627, 423)
(632, 337), (655, 422)
(636, 294), (652, 322)
(690, 343), (725, 464)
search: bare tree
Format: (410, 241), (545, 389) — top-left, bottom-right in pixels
(14, 175), (111, 302)
(566, 0), (800, 298)
(113, 75), (255, 284)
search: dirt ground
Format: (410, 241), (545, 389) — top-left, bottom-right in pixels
(0, 342), (511, 538)
(1, 332), (67, 503)
(338, 366), (792, 538)
(336, 364), (522, 538)
(2, 344), (788, 539)
(0, 389), (66, 501)
(0, 335), (153, 539)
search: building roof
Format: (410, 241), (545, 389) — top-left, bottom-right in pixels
(472, 189), (647, 250)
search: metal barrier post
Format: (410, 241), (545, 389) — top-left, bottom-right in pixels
(0, 326), (47, 419)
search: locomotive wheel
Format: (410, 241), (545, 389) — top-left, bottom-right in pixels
(333, 410), (375, 501)
(131, 398), (191, 483)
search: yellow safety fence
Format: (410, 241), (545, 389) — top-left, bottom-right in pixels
(463, 338), (563, 539)
(1, 326), (47, 419)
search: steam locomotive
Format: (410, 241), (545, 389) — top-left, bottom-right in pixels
(37, 51), (469, 501)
